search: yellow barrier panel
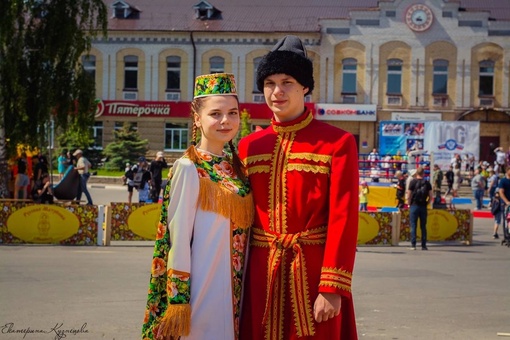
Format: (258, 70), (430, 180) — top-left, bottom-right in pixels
(0, 202), (98, 245)
(109, 202), (161, 241)
(399, 209), (473, 245)
(358, 212), (400, 246)
(361, 184), (397, 208)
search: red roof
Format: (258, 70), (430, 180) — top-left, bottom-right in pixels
(106, 0), (510, 33)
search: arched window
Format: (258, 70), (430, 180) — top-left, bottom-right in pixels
(387, 59), (402, 94)
(166, 56), (181, 91)
(124, 55), (138, 90)
(341, 58), (357, 94)
(209, 56), (225, 73)
(432, 59), (448, 94)
(479, 60), (494, 96)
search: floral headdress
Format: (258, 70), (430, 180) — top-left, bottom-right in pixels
(193, 73), (237, 99)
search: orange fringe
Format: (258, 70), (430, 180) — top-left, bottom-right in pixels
(157, 304), (191, 337)
(198, 178), (254, 229)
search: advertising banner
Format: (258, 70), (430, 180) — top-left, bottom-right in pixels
(379, 121), (479, 170)
(316, 104), (376, 121)
(424, 121), (479, 170)
(379, 121), (425, 155)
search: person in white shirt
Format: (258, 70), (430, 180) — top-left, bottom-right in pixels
(73, 149), (93, 205)
(494, 147), (506, 174)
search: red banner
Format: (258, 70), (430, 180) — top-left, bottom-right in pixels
(95, 99), (315, 120)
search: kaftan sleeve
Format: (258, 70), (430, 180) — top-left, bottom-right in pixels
(318, 132), (359, 297)
(156, 158), (199, 337)
(166, 158), (199, 301)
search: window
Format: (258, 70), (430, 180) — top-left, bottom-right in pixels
(387, 59), (402, 94)
(253, 57), (262, 93)
(166, 56), (181, 91)
(124, 55), (138, 90)
(165, 123), (188, 151)
(209, 56), (225, 74)
(92, 121), (103, 149)
(82, 55), (96, 82)
(432, 59), (448, 94)
(341, 58), (357, 94)
(479, 60), (494, 96)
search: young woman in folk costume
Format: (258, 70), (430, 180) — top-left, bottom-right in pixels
(141, 73), (254, 340)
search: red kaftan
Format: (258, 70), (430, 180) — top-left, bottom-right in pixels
(238, 111), (358, 340)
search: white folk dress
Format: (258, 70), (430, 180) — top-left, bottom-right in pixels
(142, 149), (253, 340)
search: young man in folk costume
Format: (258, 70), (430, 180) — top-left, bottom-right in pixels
(141, 73), (254, 340)
(238, 35), (358, 340)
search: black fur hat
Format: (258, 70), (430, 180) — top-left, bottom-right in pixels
(256, 35), (314, 95)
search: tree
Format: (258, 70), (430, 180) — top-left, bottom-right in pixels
(0, 0), (107, 197)
(240, 109), (252, 138)
(102, 122), (149, 171)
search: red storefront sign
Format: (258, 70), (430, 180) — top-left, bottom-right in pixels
(95, 99), (191, 118)
(95, 99), (315, 120)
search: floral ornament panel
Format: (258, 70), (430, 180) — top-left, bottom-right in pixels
(193, 73), (237, 98)
(195, 150), (250, 197)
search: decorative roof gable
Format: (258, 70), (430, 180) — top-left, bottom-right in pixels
(193, 1), (222, 20)
(112, 0), (141, 19)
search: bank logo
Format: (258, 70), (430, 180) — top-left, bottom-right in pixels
(438, 139), (464, 151)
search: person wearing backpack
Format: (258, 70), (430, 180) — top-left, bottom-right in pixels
(491, 192), (503, 239)
(406, 167), (433, 250)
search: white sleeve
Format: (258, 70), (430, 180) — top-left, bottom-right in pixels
(167, 158), (199, 274)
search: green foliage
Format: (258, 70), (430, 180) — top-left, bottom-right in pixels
(102, 122), (149, 170)
(0, 0), (108, 197)
(240, 109), (252, 138)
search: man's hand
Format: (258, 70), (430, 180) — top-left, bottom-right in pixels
(313, 293), (341, 323)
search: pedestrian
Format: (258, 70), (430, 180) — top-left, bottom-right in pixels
(490, 191), (503, 239)
(32, 173), (54, 204)
(57, 150), (68, 180)
(487, 168), (499, 204)
(359, 181), (369, 211)
(368, 147), (379, 168)
(73, 149), (93, 205)
(494, 146), (506, 174)
(395, 170), (406, 208)
(238, 35), (358, 339)
(498, 168), (510, 220)
(123, 163), (135, 204)
(149, 151), (167, 202)
(141, 73), (254, 340)
(445, 165), (454, 197)
(431, 164), (443, 205)
(133, 157), (151, 203)
(452, 163), (461, 197)
(406, 166), (433, 250)
(14, 161), (30, 200)
(471, 168), (486, 210)
(370, 166), (380, 182)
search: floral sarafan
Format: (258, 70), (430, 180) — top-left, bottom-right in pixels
(142, 149), (253, 340)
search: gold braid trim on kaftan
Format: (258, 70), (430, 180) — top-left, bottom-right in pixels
(197, 178), (254, 229)
(319, 267), (353, 292)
